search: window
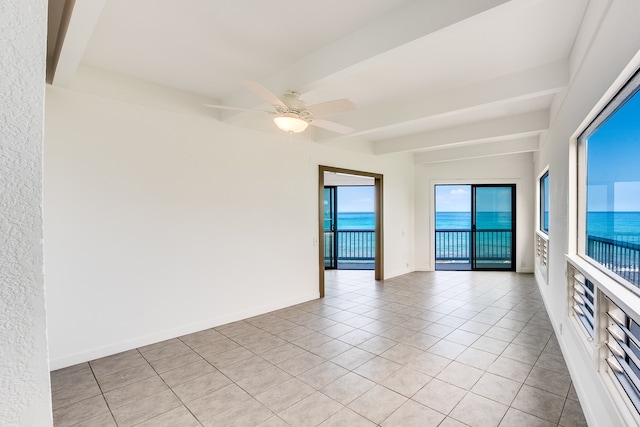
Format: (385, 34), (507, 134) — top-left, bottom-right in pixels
(536, 169), (550, 283)
(578, 69), (640, 288)
(540, 171), (549, 234)
(570, 64), (640, 425)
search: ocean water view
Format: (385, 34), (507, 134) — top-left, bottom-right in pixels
(436, 211), (512, 230)
(338, 211), (640, 279)
(587, 212), (640, 240)
(436, 212), (471, 230)
(435, 211), (640, 239)
(434, 211), (640, 283)
(337, 212), (375, 229)
(327, 212), (375, 269)
(435, 212), (513, 265)
(337, 211), (640, 246)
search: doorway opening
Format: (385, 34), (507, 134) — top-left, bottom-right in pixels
(324, 184), (375, 270)
(435, 184), (515, 271)
(319, 166), (383, 297)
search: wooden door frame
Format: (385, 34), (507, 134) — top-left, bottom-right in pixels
(318, 165), (383, 297)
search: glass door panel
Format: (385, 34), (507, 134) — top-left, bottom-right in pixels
(472, 185), (515, 270)
(324, 186), (338, 269)
(434, 185), (472, 271)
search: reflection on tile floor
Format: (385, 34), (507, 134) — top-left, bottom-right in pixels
(51, 270), (588, 426)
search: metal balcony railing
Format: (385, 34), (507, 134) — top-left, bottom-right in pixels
(435, 229), (512, 262)
(323, 230), (375, 265)
(435, 229), (470, 261)
(337, 229), (375, 261)
(587, 235), (640, 287)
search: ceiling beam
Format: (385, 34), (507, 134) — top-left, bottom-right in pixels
(50, 0), (106, 88)
(220, 0), (510, 114)
(373, 110), (548, 154)
(414, 136), (539, 164)
(324, 60), (567, 140)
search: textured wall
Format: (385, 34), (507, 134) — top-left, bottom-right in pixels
(0, 0), (51, 425)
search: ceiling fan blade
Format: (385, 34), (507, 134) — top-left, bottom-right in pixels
(241, 80), (287, 109)
(204, 104), (274, 114)
(311, 119), (354, 135)
(307, 99), (356, 117)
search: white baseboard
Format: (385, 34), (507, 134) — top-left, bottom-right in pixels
(49, 292), (319, 370)
(384, 268), (413, 280)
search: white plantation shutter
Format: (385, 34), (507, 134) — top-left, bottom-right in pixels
(571, 271), (595, 337)
(605, 298), (640, 412)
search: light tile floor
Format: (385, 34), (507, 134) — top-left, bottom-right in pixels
(51, 270), (588, 426)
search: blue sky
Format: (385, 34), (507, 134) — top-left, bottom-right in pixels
(587, 86), (640, 212)
(337, 186), (374, 212)
(435, 185), (471, 212)
(435, 185), (512, 212)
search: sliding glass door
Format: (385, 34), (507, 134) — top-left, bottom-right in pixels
(435, 184), (515, 271)
(472, 185), (516, 270)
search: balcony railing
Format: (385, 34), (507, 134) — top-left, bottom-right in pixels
(435, 229), (470, 261)
(435, 229), (512, 262)
(475, 230), (513, 260)
(587, 234), (640, 287)
(337, 229), (375, 261)
(324, 229), (375, 268)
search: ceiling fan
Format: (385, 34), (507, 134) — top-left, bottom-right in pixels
(204, 81), (356, 134)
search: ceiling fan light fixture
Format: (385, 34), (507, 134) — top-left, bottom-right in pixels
(274, 113), (309, 133)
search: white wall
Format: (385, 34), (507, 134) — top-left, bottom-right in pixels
(0, 0), (51, 424)
(414, 153), (535, 272)
(534, 0), (640, 425)
(44, 72), (414, 369)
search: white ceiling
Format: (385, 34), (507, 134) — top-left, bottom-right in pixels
(48, 0), (589, 161)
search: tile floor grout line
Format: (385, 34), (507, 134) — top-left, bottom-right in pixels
(51, 271), (587, 426)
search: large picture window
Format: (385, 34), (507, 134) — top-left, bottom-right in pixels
(578, 69), (640, 288)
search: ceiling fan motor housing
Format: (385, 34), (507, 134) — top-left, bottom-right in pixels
(278, 92), (313, 121)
